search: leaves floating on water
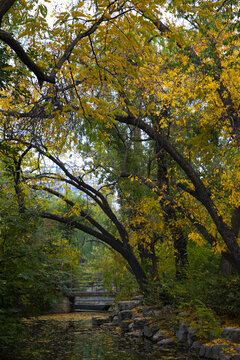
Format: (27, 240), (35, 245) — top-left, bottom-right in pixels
(25, 311), (107, 323)
(3, 313), (200, 360)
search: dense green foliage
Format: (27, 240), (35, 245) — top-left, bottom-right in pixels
(0, 161), (80, 344)
(144, 241), (240, 318)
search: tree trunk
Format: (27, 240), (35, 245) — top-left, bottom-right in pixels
(220, 253), (232, 275)
(119, 243), (148, 293)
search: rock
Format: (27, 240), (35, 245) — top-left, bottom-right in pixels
(118, 301), (140, 311)
(191, 341), (202, 353)
(204, 345), (213, 358)
(187, 327), (197, 347)
(118, 310), (133, 321)
(112, 315), (119, 325)
(143, 324), (159, 338)
(199, 344), (206, 357)
(125, 331), (143, 339)
(92, 317), (109, 326)
(152, 330), (169, 342)
(221, 328), (240, 344)
(157, 338), (176, 346)
(197, 344), (231, 359)
(176, 321), (189, 344)
(102, 323), (113, 328)
(119, 320), (132, 332)
(141, 307), (155, 317)
(133, 317), (148, 330)
(131, 296), (144, 304)
(110, 301), (240, 359)
(211, 345), (229, 359)
(231, 355), (240, 360)
(178, 312), (191, 317)
(220, 354), (231, 360)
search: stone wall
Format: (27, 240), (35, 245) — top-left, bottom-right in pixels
(92, 299), (240, 360)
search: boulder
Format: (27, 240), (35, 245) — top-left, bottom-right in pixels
(125, 331), (143, 339)
(152, 330), (169, 342)
(221, 328), (240, 344)
(187, 327), (197, 347)
(176, 321), (189, 344)
(191, 341), (202, 353)
(112, 315), (119, 325)
(178, 312), (191, 317)
(198, 344), (230, 359)
(119, 320), (132, 332)
(143, 324), (159, 338)
(219, 354), (231, 360)
(157, 338), (176, 346)
(92, 317), (109, 326)
(231, 355), (240, 360)
(133, 317), (149, 330)
(199, 344), (207, 357)
(118, 301), (140, 311)
(118, 310), (133, 321)
(211, 346), (231, 360)
(204, 345), (214, 359)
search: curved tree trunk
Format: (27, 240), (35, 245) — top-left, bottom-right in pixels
(41, 212), (148, 293)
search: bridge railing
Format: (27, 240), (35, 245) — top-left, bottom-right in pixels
(62, 280), (115, 298)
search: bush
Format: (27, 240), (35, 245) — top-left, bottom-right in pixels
(189, 301), (221, 341)
(205, 276), (240, 317)
(146, 242), (240, 320)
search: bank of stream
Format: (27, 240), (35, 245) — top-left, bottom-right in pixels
(1, 313), (201, 360)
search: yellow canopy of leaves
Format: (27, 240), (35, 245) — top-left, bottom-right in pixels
(1, 0), (240, 273)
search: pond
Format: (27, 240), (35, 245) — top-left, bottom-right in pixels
(2, 313), (200, 360)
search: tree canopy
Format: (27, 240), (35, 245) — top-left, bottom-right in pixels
(0, 0), (240, 293)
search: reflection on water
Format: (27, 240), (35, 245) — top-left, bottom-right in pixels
(1, 313), (199, 360)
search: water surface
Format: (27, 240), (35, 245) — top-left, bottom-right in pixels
(2, 313), (199, 360)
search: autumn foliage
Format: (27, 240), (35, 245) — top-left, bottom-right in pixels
(0, 0), (240, 301)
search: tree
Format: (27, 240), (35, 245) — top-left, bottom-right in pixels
(0, 0), (240, 287)
(0, 150), (80, 346)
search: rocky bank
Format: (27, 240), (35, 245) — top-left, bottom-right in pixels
(92, 299), (240, 360)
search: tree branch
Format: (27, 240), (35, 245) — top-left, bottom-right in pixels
(15, 140), (130, 244)
(0, 30), (55, 86)
(0, 0), (16, 26)
(30, 184), (116, 240)
(0, 4), (111, 86)
(177, 182), (199, 200)
(120, 170), (216, 247)
(231, 206), (240, 237)
(40, 211), (129, 256)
